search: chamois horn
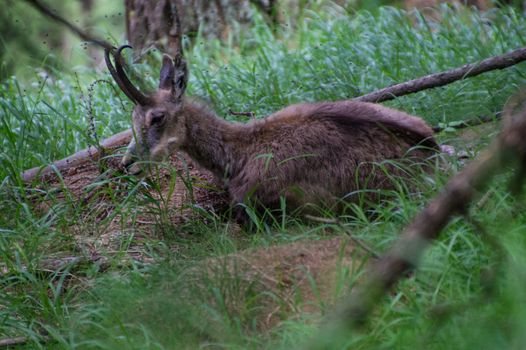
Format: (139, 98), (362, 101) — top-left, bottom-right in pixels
(104, 45), (151, 106)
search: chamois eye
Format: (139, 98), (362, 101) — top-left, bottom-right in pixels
(151, 112), (166, 126)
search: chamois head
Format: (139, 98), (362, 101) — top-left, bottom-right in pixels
(105, 45), (189, 174)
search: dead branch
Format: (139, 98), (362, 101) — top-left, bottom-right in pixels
(23, 0), (114, 52)
(355, 46), (526, 103)
(308, 106), (526, 349)
(21, 129), (131, 183)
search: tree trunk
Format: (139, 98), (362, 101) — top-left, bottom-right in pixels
(125, 0), (279, 57)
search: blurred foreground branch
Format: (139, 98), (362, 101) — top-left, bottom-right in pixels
(309, 104), (526, 349)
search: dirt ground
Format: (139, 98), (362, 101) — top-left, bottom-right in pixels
(202, 236), (360, 330)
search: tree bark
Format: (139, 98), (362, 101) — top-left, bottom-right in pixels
(124, 0), (279, 56)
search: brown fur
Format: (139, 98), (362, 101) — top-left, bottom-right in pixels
(120, 57), (438, 221)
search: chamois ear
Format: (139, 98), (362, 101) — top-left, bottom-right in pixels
(159, 55), (175, 90)
(172, 53), (188, 101)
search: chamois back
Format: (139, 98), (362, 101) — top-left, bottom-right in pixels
(268, 101), (435, 147)
(219, 100), (438, 218)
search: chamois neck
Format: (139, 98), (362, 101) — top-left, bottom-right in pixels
(180, 101), (245, 179)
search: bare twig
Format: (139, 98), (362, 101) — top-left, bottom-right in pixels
(355, 46), (526, 103)
(308, 106), (526, 349)
(38, 255), (111, 272)
(23, 0), (114, 52)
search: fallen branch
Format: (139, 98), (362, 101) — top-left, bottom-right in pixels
(37, 255), (111, 272)
(308, 106), (526, 349)
(21, 129), (131, 182)
(356, 46), (526, 103)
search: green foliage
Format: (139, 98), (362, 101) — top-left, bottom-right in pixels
(1, 4), (526, 349)
(190, 5), (526, 124)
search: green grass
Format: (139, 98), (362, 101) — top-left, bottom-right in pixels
(1, 3), (526, 349)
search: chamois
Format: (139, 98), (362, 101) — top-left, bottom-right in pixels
(105, 45), (438, 221)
